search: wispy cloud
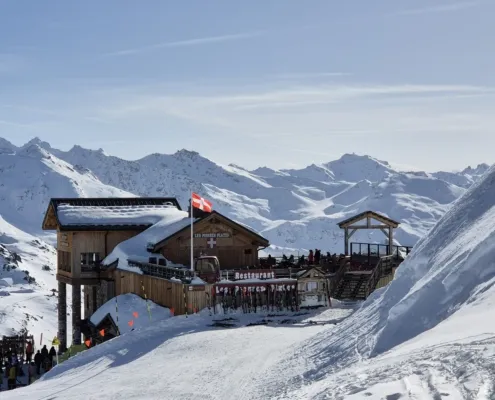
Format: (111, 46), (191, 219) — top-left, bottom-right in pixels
(105, 31), (264, 57)
(272, 72), (352, 80)
(392, 1), (481, 16)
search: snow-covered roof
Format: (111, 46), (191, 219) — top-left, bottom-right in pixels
(56, 204), (182, 227)
(101, 207), (190, 269)
(89, 293), (171, 334)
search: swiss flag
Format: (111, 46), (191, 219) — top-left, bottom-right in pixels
(192, 192), (212, 212)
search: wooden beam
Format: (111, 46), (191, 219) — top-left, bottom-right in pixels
(348, 229), (357, 238)
(380, 228), (388, 237)
(344, 224), (391, 229)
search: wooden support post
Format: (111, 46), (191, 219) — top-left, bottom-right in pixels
(57, 281), (67, 352)
(72, 284), (82, 345)
(388, 227), (393, 255)
(344, 227), (349, 256)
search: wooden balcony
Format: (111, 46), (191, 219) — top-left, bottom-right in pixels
(56, 264), (101, 285)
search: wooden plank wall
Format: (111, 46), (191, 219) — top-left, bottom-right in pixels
(375, 267), (397, 290)
(115, 270), (211, 315)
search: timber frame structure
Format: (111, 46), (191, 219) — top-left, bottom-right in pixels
(337, 211), (399, 256)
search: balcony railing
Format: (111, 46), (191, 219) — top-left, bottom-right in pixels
(81, 264), (99, 273)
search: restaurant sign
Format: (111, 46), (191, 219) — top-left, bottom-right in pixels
(193, 232), (230, 238)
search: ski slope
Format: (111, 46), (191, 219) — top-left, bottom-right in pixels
(2, 304), (355, 400)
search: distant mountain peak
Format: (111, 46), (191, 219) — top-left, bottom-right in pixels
(335, 153), (391, 167)
(23, 137), (52, 151)
(174, 149), (200, 158)
(17, 143), (52, 159)
(462, 163), (490, 176)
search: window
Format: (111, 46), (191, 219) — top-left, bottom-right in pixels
(81, 253), (100, 265)
(80, 253), (100, 271)
(244, 249), (252, 255)
(306, 282), (318, 291)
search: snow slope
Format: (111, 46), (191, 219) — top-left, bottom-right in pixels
(2, 306), (355, 400)
(0, 215), (67, 346)
(254, 164), (495, 398)
(0, 141), (133, 239)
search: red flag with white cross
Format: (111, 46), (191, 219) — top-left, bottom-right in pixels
(191, 192), (212, 212)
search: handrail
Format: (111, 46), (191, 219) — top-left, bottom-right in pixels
(330, 258), (349, 296)
(365, 255), (393, 297)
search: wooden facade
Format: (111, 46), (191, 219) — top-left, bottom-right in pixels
(154, 211), (269, 270)
(116, 270), (212, 315)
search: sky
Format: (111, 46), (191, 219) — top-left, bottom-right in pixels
(0, 0), (494, 171)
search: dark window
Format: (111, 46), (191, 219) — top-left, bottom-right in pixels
(80, 253), (100, 271)
(244, 249), (252, 255)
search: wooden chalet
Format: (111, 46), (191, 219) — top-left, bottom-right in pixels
(42, 197), (269, 351)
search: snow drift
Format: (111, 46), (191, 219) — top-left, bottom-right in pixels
(260, 163), (495, 396)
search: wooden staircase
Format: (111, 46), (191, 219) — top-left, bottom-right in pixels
(332, 255), (394, 300)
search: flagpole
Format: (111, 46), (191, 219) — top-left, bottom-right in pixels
(190, 192), (194, 273)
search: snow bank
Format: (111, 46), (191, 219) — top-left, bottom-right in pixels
(90, 293), (172, 334)
(57, 204), (181, 226)
(101, 207), (189, 268)
(284, 163), (495, 376)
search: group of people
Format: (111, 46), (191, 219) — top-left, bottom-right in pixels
(0, 341), (57, 391)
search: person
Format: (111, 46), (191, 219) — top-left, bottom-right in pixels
(26, 341), (33, 364)
(41, 345), (48, 361)
(49, 346), (57, 368)
(314, 249), (320, 265)
(28, 362), (37, 384)
(308, 250), (314, 264)
(8, 364), (16, 390)
(34, 350), (42, 375)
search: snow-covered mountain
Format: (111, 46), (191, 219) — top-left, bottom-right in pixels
(0, 215), (65, 340)
(6, 162), (495, 399)
(0, 137), (488, 255)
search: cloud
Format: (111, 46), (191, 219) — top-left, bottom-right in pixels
(105, 31), (264, 56)
(391, 1), (481, 16)
(271, 72), (352, 80)
(93, 82), (495, 145)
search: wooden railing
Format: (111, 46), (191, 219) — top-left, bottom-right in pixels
(365, 255), (393, 297)
(329, 259), (349, 296)
(128, 259), (193, 280)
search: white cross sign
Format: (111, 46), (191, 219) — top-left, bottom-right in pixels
(207, 237), (216, 248)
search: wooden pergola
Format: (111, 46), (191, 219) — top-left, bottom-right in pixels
(337, 211), (400, 256)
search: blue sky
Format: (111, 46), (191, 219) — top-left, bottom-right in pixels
(1, 0), (494, 171)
